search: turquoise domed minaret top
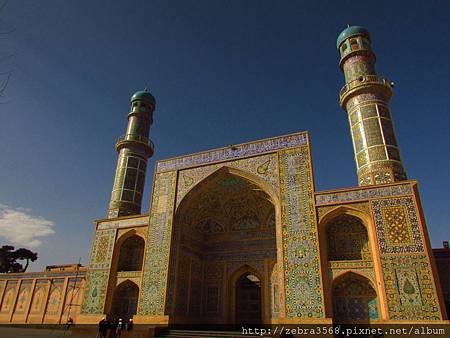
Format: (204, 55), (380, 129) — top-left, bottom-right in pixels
(131, 89), (155, 104)
(336, 25), (370, 49)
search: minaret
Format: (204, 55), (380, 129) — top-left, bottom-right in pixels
(337, 26), (407, 186)
(107, 90), (155, 218)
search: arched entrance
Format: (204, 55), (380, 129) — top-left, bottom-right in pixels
(110, 280), (139, 320)
(319, 209), (385, 320)
(166, 168), (278, 324)
(326, 214), (370, 261)
(117, 235), (145, 271)
(332, 272), (379, 322)
(235, 273), (262, 324)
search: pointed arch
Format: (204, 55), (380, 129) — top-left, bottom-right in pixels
(116, 234), (145, 272)
(331, 271), (379, 322)
(318, 205), (387, 319)
(110, 280), (139, 320)
(46, 287), (61, 316)
(31, 287), (45, 313)
(165, 166), (279, 324)
(1, 288), (15, 312)
(229, 265), (264, 325)
(177, 166), (280, 214)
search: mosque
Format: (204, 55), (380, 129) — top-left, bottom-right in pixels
(0, 26), (449, 334)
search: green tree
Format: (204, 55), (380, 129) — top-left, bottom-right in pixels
(0, 245), (38, 273)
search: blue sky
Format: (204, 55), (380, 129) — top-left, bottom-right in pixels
(1, 0), (449, 271)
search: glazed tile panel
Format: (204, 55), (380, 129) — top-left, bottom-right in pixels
(381, 255), (441, 320)
(80, 270), (109, 314)
(176, 153), (279, 207)
(138, 171), (177, 315)
(89, 229), (116, 269)
(279, 147), (324, 318)
(156, 132), (307, 173)
(370, 197), (442, 320)
(315, 183), (412, 205)
(80, 228), (116, 314)
(371, 198), (423, 254)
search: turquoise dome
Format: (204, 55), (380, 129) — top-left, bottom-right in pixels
(131, 90), (155, 104)
(336, 26), (370, 49)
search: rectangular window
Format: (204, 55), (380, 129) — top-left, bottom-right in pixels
(128, 157), (139, 168)
(124, 168), (137, 189)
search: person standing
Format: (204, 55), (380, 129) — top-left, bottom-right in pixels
(116, 318), (124, 338)
(97, 317), (108, 338)
(125, 318), (133, 332)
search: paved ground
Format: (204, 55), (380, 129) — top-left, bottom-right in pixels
(0, 327), (78, 338)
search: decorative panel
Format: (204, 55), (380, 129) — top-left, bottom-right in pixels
(371, 197), (423, 254)
(174, 253), (190, 315)
(270, 261), (280, 316)
(81, 228), (116, 315)
(63, 278), (83, 318)
(317, 202), (370, 220)
(1, 280), (17, 313)
(381, 255), (441, 320)
(189, 258), (202, 315)
(279, 146), (324, 318)
(156, 132), (307, 173)
(138, 171), (177, 315)
(176, 153), (279, 207)
(30, 280), (49, 314)
(45, 279), (64, 316)
(14, 280), (32, 313)
(89, 229), (116, 269)
(203, 261), (224, 316)
(315, 183), (412, 205)
(80, 270), (109, 314)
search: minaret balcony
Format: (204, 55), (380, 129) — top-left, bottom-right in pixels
(339, 74), (393, 107)
(115, 134), (154, 156)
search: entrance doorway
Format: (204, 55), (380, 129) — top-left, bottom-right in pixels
(235, 274), (262, 324)
(166, 168), (278, 324)
(110, 280), (139, 320)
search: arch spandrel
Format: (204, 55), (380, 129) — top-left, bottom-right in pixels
(175, 166), (278, 237)
(176, 153), (279, 208)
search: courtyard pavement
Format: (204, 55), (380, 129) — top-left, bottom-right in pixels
(0, 327), (78, 338)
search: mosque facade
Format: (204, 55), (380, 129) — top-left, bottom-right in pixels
(0, 26), (448, 331)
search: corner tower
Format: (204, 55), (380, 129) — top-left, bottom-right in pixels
(107, 90), (155, 218)
(337, 26), (407, 186)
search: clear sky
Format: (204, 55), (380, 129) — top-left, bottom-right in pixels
(1, 0), (449, 271)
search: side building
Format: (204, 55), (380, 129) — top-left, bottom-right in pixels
(0, 264), (86, 324)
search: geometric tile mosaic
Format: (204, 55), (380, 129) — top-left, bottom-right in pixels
(381, 255), (441, 320)
(156, 132), (308, 173)
(80, 228), (116, 314)
(315, 183), (412, 205)
(176, 153), (279, 208)
(138, 171), (177, 316)
(89, 229), (116, 269)
(371, 197), (424, 254)
(80, 270), (110, 314)
(382, 205), (414, 247)
(279, 146), (324, 318)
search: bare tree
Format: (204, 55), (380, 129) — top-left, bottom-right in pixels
(0, 0), (14, 102)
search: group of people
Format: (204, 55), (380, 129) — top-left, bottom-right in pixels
(98, 317), (133, 338)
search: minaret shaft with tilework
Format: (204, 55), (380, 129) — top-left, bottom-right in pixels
(337, 26), (407, 186)
(107, 90), (155, 218)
